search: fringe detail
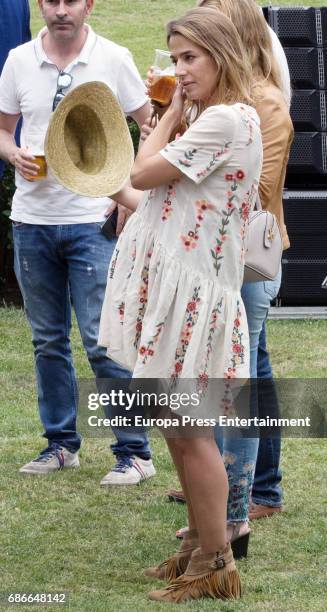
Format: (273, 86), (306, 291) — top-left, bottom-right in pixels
(160, 568), (241, 602)
(165, 553), (190, 581)
(145, 537), (198, 581)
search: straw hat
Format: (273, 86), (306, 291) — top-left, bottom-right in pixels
(45, 81), (134, 198)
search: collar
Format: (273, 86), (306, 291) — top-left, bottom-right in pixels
(34, 24), (97, 67)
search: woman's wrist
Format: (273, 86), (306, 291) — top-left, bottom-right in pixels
(161, 107), (183, 133)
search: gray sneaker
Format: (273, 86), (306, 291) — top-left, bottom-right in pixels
(100, 455), (156, 486)
(19, 446), (80, 474)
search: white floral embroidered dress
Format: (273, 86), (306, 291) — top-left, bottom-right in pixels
(99, 104), (263, 380)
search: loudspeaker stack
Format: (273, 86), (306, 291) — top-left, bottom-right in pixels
(264, 6), (327, 305)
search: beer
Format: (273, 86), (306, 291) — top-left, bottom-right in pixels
(29, 155), (47, 181)
(149, 74), (177, 106)
(150, 49), (176, 106)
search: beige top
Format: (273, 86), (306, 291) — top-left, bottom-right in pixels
(256, 82), (294, 250)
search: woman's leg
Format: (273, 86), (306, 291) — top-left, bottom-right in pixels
(167, 435), (228, 552)
(165, 437), (197, 532)
(148, 433), (241, 602)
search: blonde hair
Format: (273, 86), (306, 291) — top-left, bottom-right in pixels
(167, 8), (254, 118)
(197, 0), (283, 91)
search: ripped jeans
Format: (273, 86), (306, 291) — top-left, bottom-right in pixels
(13, 222), (151, 457)
(215, 270), (282, 522)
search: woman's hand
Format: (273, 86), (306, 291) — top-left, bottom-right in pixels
(166, 82), (186, 127)
(146, 66), (175, 119)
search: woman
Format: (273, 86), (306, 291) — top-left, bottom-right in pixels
(99, 8), (262, 603)
(176, 0), (293, 546)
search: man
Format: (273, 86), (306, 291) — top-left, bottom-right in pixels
(0, 0), (31, 178)
(0, 0), (154, 484)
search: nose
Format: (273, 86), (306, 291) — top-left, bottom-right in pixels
(56, 1), (68, 18)
(175, 60), (187, 79)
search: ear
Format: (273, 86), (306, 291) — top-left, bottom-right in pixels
(85, 1), (94, 16)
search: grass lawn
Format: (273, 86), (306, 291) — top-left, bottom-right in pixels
(1, 308), (326, 612)
(1, 0), (327, 610)
(29, 0), (326, 77)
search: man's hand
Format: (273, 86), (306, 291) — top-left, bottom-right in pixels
(104, 201), (133, 236)
(10, 147), (40, 180)
(140, 114), (157, 144)
(116, 204), (132, 236)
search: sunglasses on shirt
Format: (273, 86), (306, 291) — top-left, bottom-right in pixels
(52, 70), (73, 111)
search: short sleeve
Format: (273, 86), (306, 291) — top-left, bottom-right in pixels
(117, 50), (148, 115)
(160, 105), (237, 184)
(0, 51), (20, 115)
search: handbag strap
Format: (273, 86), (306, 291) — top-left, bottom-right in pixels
(255, 193), (262, 211)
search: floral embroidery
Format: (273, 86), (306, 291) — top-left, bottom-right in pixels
(138, 321), (165, 364)
(144, 188), (155, 208)
(223, 452), (237, 465)
(118, 302), (125, 325)
(239, 105), (255, 146)
(224, 367), (237, 379)
(181, 200), (214, 251)
(239, 181), (259, 264)
(197, 297), (224, 392)
(224, 301), (245, 376)
(224, 451), (256, 520)
(126, 239), (137, 280)
(162, 183), (176, 221)
(171, 286), (201, 380)
(178, 148), (197, 167)
(133, 244), (154, 349)
(196, 141), (232, 179)
(211, 171), (245, 276)
(109, 248), (119, 279)
(220, 382), (236, 416)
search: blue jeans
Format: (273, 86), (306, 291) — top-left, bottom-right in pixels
(13, 223), (151, 458)
(215, 270), (282, 521)
(251, 324), (282, 507)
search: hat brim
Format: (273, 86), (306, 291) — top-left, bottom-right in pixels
(45, 81), (134, 198)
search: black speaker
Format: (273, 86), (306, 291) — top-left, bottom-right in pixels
(290, 90), (327, 131)
(287, 132), (327, 176)
(266, 7), (327, 47)
(280, 191), (327, 306)
(284, 47), (327, 89)
(283, 190), (327, 233)
(280, 261), (327, 305)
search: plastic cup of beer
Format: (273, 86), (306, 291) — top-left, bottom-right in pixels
(24, 135), (47, 181)
(30, 154), (47, 181)
(149, 49), (177, 106)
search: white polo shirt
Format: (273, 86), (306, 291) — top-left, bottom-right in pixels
(0, 26), (147, 224)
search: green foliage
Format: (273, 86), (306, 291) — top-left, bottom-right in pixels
(127, 118), (141, 154)
(0, 165), (15, 291)
(0, 164), (15, 238)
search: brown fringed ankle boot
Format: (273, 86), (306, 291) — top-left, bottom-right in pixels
(144, 530), (199, 582)
(148, 543), (241, 603)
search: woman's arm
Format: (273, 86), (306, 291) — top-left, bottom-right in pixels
(256, 90), (293, 209)
(111, 185), (144, 212)
(131, 84), (185, 190)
